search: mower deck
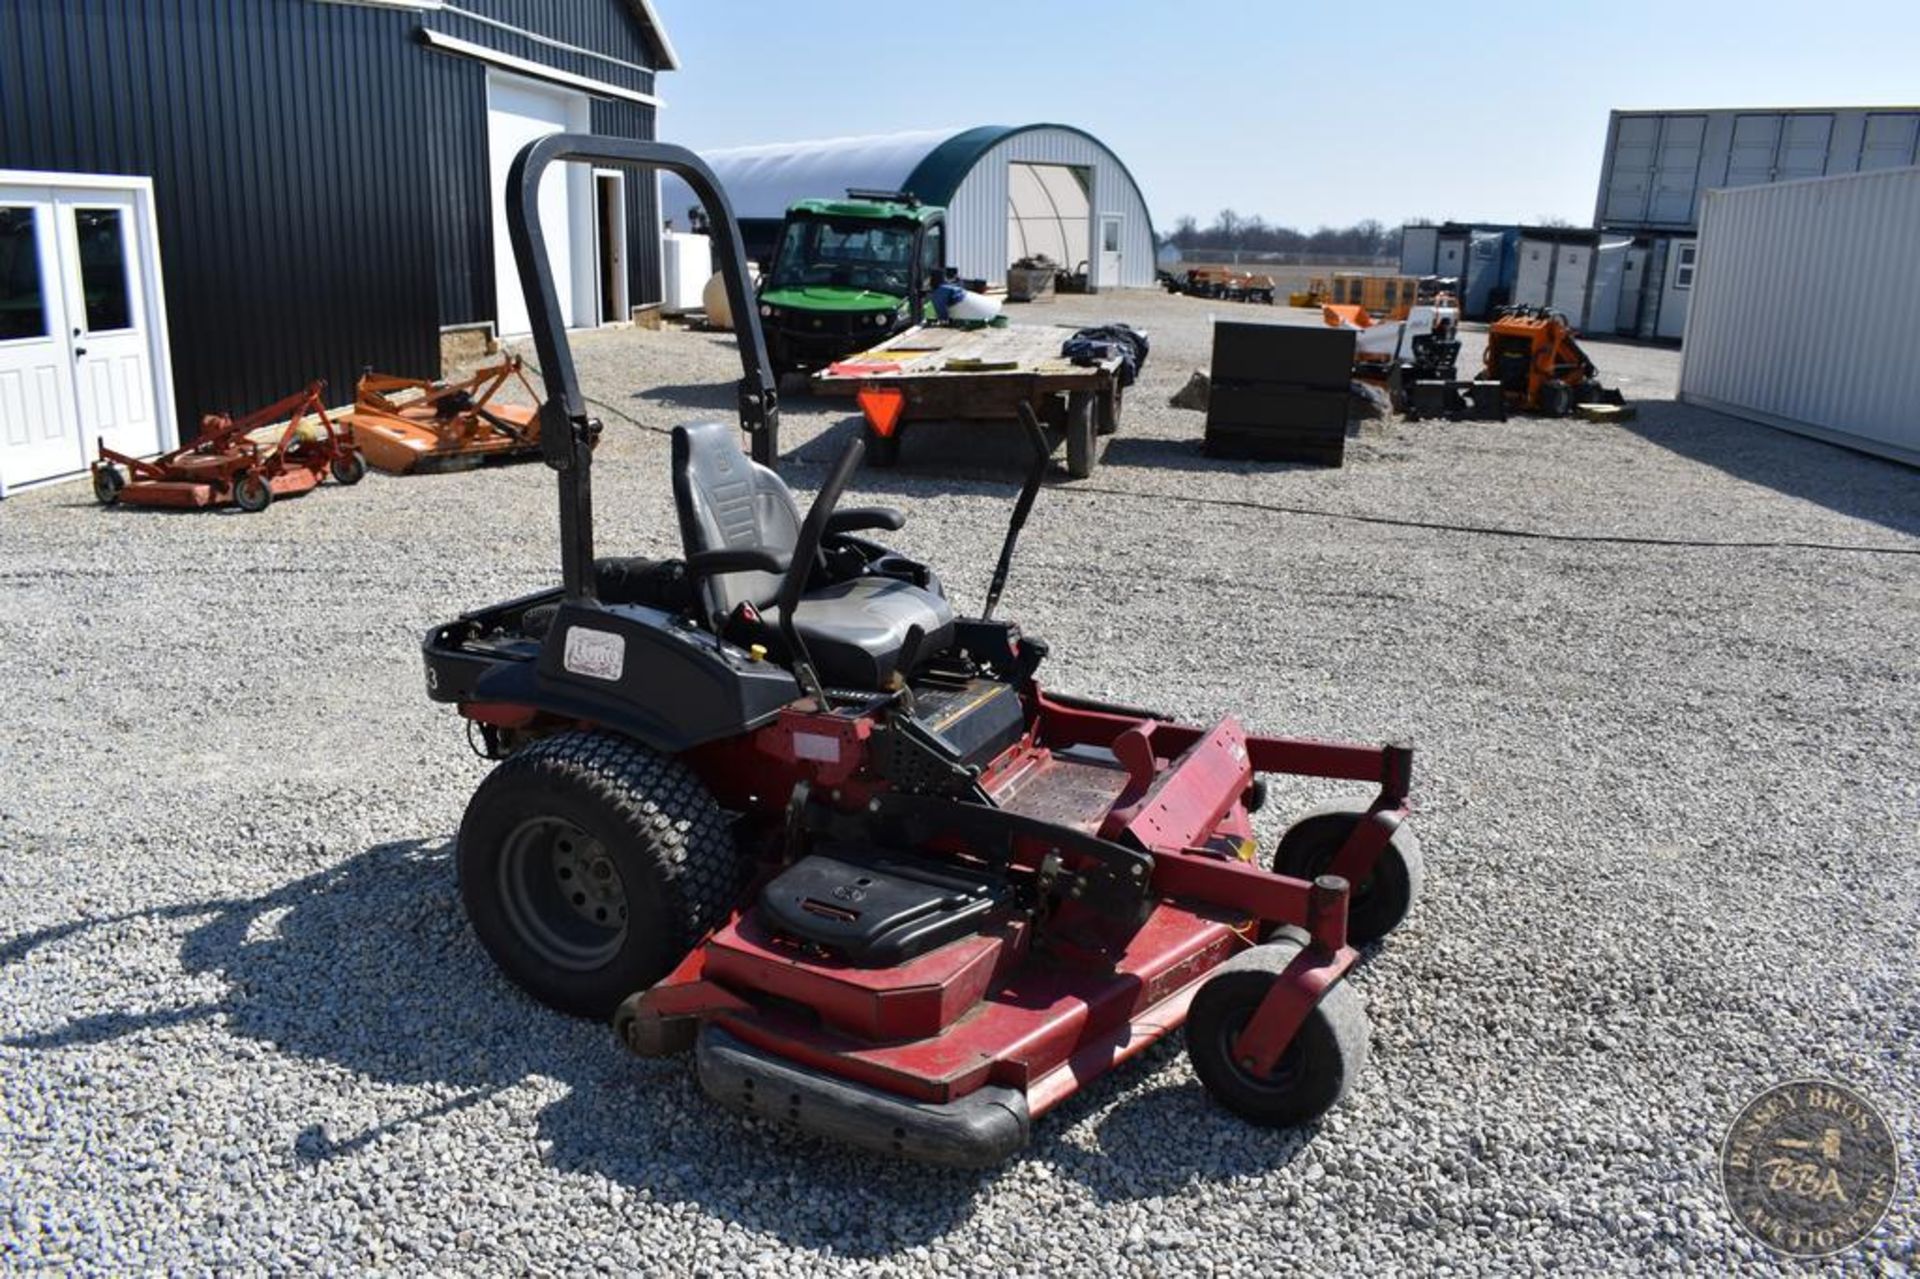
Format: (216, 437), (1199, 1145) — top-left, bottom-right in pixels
(349, 359), (545, 475)
(92, 381), (363, 513)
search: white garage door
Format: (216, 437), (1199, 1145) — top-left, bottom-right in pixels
(487, 73), (592, 338)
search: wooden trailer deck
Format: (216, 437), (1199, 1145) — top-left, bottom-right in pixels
(810, 323), (1129, 478)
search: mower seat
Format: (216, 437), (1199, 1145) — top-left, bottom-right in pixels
(672, 421), (954, 689)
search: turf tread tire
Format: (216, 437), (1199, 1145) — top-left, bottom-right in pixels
(1271, 800), (1423, 945)
(1186, 940), (1370, 1127)
(457, 730), (747, 1019)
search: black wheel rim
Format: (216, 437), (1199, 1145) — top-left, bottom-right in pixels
(498, 817), (630, 970)
(1217, 1006), (1304, 1094)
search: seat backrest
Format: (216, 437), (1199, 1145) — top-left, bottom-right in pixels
(671, 421), (801, 622)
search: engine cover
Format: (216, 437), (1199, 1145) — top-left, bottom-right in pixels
(759, 848), (1008, 966)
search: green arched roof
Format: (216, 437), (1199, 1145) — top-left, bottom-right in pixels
(901, 123), (1157, 247)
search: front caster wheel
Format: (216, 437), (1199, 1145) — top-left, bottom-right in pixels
(457, 730), (749, 1018)
(1186, 940), (1369, 1127)
(330, 451), (368, 485)
(231, 471), (273, 513)
(92, 465), (127, 505)
(1271, 800), (1422, 945)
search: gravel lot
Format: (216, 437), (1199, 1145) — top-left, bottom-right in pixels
(2, 289), (1915, 1274)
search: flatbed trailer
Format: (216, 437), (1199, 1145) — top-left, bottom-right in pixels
(811, 322), (1127, 478)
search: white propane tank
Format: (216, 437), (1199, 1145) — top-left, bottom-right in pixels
(701, 272), (733, 330)
(945, 289), (1002, 323)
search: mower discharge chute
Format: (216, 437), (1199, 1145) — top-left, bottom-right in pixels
(421, 135), (1424, 1166)
(91, 381), (365, 512)
(348, 357), (546, 474)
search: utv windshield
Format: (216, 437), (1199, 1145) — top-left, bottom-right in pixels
(768, 217), (915, 295)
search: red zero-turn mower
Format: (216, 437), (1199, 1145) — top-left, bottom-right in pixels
(91, 381), (365, 512)
(424, 137), (1423, 1166)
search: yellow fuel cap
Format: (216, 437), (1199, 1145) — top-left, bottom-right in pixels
(748, 644), (768, 662)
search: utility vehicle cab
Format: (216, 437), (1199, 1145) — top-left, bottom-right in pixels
(759, 191), (946, 374)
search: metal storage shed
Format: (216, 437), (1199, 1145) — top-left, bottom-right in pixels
(1678, 166), (1920, 467)
(661, 125), (1158, 291)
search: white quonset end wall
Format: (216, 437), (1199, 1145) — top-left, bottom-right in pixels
(667, 124), (1158, 291)
(1679, 166), (1920, 466)
(940, 127), (1155, 290)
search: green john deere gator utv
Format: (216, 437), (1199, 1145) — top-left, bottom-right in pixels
(758, 190), (946, 376)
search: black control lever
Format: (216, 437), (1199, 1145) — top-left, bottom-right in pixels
(982, 402), (1052, 620)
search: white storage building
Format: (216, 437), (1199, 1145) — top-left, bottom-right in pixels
(660, 124), (1158, 291)
(1678, 165), (1920, 466)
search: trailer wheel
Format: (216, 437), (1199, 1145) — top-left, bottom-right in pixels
(330, 452), (368, 486)
(1271, 801), (1423, 945)
(457, 730), (748, 1019)
(1187, 940), (1370, 1127)
(92, 465), (127, 505)
(232, 472), (273, 513)
(865, 424), (902, 467)
(1096, 384), (1123, 437)
(1065, 390), (1097, 479)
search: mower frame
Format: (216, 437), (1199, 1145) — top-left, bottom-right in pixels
(424, 135), (1419, 1166)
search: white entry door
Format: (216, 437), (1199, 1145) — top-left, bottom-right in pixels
(0, 183), (165, 491)
(0, 196), (83, 487)
(488, 73), (593, 338)
(1098, 215), (1124, 290)
(58, 193), (159, 462)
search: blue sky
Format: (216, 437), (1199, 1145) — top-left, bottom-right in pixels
(650, 0), (1920, 231)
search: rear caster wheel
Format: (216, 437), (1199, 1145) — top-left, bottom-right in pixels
(457, 730), (749, 1018)
(330, 451), (368, 485)
(92, 465), (127, 505)
(1271, 800), (1422, 945)
(232, 471), (273, 513)
(1187, 940), (1370, 1127)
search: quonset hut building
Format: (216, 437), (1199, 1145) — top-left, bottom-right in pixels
(661, 125), (1158, 292)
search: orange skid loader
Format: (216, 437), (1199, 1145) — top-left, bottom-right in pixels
(1481, 307), (1624, 417)
(348, 357), (544, 474)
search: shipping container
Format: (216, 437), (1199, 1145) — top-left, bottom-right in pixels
(1399, 225), (1439, 276)
(1678, 166), (1920, 466)
(1596, 107), (1920, 235)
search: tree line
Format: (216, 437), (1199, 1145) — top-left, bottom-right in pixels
(1167, 211), (1399, 261)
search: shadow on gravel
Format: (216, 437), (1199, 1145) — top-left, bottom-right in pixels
(1621, 399), (1920, 539)
(1, 838), (1330, 1254)
(0, 841), (983, 1253)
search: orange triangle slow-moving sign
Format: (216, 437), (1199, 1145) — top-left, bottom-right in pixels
(856, 386), (906, 438)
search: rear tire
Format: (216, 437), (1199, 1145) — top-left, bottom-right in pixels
(1187, 940), (1370, 1127)
(232, 472), (273, 513)
(457, 730), (749, 1018)
(92, 465), (127, 505)
(1271, 801), (1422, 945)
(330, 451), (367, 485)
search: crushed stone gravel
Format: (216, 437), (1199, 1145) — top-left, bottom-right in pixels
(1, 289), (1915, 1274)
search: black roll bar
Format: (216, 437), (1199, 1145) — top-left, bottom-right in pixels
(505, 135), (780, 602)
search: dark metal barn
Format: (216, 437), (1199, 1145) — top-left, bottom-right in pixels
(0, 0), (678, 491)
